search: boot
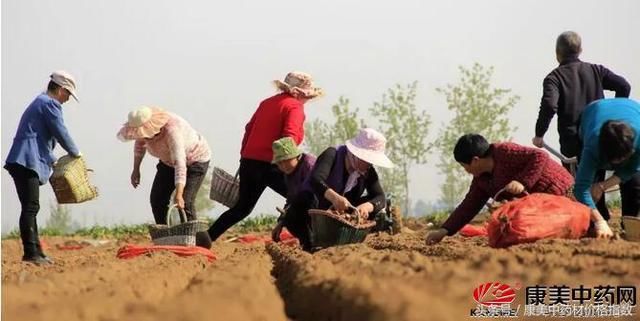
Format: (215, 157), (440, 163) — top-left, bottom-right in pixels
(20, 217), (52, 265)
(195, 231), (212, 249)
(34, 225), (53, 262)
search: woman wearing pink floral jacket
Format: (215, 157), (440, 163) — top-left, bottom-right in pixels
(117, 106), (212, 248)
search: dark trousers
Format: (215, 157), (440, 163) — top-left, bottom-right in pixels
(6, 163), (43, 258)
(208, 158), (287, 241)
(150, 160), (211, 248)
(620, 173), (640, 216)
(283, 191), (316, 251)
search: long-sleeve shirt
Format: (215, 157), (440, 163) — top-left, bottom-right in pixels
(240, 93), (305, 163)
(5, 93), (80, 184)
(535, 57), (631, 153)
(285, 153), (316, 203)
(134, 113), (210, 185)
(574, 98), (640, 208)
(442, 142), (573, 235)
(307, 146), (386, 213)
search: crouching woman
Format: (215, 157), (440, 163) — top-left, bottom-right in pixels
(282, 128), (394, 251)
(573, 98), (640, 239)
(270, 137), (317, 242)
(426, 134), (574, 245)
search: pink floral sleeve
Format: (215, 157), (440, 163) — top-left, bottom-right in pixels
(165, 126), (188, 185)
(134, 140), (147, 162)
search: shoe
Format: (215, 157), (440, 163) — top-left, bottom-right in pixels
(39, 254), (55, 264)
(22, 254), (53, 265)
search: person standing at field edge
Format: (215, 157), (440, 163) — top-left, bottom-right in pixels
(531, 30), (633, 222)
(5, 71), (82, 265)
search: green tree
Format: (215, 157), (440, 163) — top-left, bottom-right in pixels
(435, 63), (519, 209)
(303, 96), (364, 155)
(370, 82), (431, 215)
(46, 202), (73, 233)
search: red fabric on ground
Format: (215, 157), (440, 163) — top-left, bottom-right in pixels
(236, 230), (297, 245)
(116, 244), (217, 262)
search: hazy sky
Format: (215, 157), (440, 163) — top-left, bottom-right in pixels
(2, 0), (639, 233)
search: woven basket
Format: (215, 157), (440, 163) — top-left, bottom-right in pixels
(622, 216), (640, 242)
(49, 155), (98, 204)
(309, 209), (376, 248)
(209, 167), (239, 208)
(148, 206), (209, 246)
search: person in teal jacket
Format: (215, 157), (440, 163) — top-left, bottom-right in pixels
(4, 71), (82, 265)
(574, 98), (640, 239)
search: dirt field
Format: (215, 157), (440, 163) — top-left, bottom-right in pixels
(2, 229), (639, 321)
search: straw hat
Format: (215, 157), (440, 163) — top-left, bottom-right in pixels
(345, 128), (394, 168)
(116, 106), (170, 141)
(273, 71), (323, 99)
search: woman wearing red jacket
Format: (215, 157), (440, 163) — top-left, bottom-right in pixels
(208, 72), (323, 241)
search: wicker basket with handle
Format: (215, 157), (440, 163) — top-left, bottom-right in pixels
(209, 167), (239, 208)
(148, 206), (210, 246)
(309, 207), (376, 248)
(49, 155), (98, 204)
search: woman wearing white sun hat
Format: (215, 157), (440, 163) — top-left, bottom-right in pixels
(281, 128), (394, 251)
(117, 106), (212, 248)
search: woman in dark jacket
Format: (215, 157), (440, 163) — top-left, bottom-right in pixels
(283, 128), (394, 251)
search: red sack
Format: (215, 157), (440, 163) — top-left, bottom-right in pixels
(487, 193), (590, 248)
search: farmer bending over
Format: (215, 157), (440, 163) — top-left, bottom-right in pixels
(270, 137), (317, 242)
(283, 128), (394, 251)
(426, 134), (573, 245)
(117, 106), (212, 248)
(573, 98), (640, 239)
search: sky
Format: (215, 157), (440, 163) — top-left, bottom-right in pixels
(2, 0), (639, 233)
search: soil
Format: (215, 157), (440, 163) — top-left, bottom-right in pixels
(3, 228), (639, 321)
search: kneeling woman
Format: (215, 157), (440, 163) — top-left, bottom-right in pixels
(117, 106), (212, 248)
(283, 128), (394, 251)
(426, 134), (574, 244)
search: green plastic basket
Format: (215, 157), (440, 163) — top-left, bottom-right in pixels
(309, 209), (376, 248)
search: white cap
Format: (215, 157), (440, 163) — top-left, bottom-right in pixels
(50, 70), (79, 102)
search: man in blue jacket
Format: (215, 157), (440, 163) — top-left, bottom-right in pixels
(574, 98), (640, 239)
(5, 71), (82, 264)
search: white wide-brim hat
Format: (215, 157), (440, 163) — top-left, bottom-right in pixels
(116, 106), (170, 141)
(345, 128), (394, 168)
